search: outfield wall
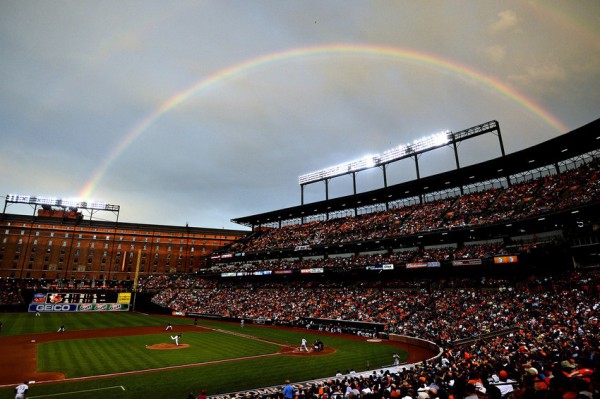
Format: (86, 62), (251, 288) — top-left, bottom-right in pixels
(28, 291), (131, 312)
(28, 303), (129, 312)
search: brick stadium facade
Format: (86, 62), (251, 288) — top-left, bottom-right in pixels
(0, 213), (247, 286)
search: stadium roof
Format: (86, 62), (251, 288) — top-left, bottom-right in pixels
(231, 119), (600, 228)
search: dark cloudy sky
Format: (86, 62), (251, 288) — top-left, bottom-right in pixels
(1, 1), (598, 230)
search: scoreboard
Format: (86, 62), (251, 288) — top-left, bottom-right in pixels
(46, 292), (117, 304)
(30, 292), (131, 312)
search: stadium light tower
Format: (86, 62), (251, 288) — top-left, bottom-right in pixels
(297, 120), (504, 210)
(299, 131), (451, 186)
(3, 194), (120, 223)
(298, 130), (452, 206)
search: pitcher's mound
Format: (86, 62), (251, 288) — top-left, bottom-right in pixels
(146, 343), (190, 350)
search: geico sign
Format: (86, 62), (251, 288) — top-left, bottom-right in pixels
(34, 304), (77, 312)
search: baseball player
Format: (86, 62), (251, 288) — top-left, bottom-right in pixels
(165, 323), (173, 331)
(57, 325), (65, 332)
(14, 380), (28, 399)
(171, 334), (182, 346)
(300, 337), (308, 352)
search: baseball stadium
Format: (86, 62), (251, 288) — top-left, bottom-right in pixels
(0, 119), (598, 399)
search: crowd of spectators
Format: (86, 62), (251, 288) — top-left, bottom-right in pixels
(158, 271), (599, 399)
(151, 271), (598, 343)
(0, 278), (23, 306)
(258, 351), (596, 399)
(221, 160), (598, 255)
(138, 274), (218, 291)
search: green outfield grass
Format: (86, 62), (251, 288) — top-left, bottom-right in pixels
(38, 331), (281, 377)
(0, 311), (176, 336)
(0, 312), (410, 399)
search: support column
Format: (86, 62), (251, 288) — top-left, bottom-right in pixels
(414, 154), (423, 203)
(452, 134), (464, 195)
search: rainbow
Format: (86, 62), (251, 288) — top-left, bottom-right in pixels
(528, 2), (599, 49)
(79, 43), (568, 198)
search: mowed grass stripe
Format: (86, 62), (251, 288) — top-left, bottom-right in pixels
(130, 336), (164, 369)
(65, 340), (90, 376)
(36, 341), (63, 375)
(37, 340), (86, 377)
(199, 332), (274, 361)
(80, 334), (110, 376)
(99, 337), (132, 373)
(37, 331), (281, 378)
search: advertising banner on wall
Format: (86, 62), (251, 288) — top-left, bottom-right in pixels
(494, 255), (518, 264)
(29, 303), (130, 312)
(406, 261), (441, 269)
(452, 259), (483, 266)
(29, 303), (79, 312)
(77, 303), (130, 312)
